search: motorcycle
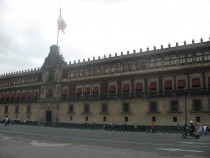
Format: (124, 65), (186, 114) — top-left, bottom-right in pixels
(182, 127), (200, 139)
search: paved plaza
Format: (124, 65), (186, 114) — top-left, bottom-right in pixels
(0, 125), (209, 158)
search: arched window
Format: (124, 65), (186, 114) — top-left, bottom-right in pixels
(164, 56), (170, 66)
(186, 54), (193, 63)
(75, 70), (79, 77)
(128, 62), (133, 71)
(170, 55), (176, 65)
(100, 66), (105, 74)
(79, 69), (84, 77)
(116, 63), (121, 72)
(70, 71), (74, 78)
(123, 62), (128, 71)
(196, 52), (203, 62)
(111, 64), (116, 73)
(149, 58), (155, 68)
(204, 51), (210, 61)
(179, 55), (185, 64)
(156, 58), (161, 67)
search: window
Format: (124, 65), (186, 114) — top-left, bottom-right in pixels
(0, 94), (4, 100)
(152, 117), (156, 122)
(170, 100), (179, 112)
(137, 60), (146, 70)
(124, 117), (128, 122)
(84, 104), (90, 113)
(123, 63), (128, 71)
(170, 56), (176, 65)
(103, 117), (106, 121)
(68, 104), (74, 113)
(128, 62), (133, 71)
(84, 87), (90, 95)
(26, 105), (31, 114)
(186, 54), (193, 63)
(122, 84), (129, 92)
(164, 81), (172, 90)
(109, 85), (116, 93)
(4, 105), (8, 113)
(85, 116), (88, 121)
(100, 66), (105, 74)
(196, 116), (201, 122)
(105, 66), (110, 74)
(92, 87), (99, 94)
(149, 82), (157, 90)
(173, 116), (177, 122)
(149, 59), (155, 68)
(193, 99), (202, 112)
(135, 83), (143, 91)
(196, 53), (203, 62)
(122, 103), (130, 113)
(204, 51), (210, 61)
(179, 55), (185, 64)
(164, 57), (170, 66)
(156, 58), (161, 67)
(178, 80), (185, 89)
(111, 64), (116, 73)
(76, 88), (82, 95)
(90, 68), (95, 76)
(101, 103), (108, 113)
(116, 64), (121, 72)
(15, 105), (19, 114)
(192, 78), (201, 88)
(62, 89), (67, 97)
(150, 101), (157, 113)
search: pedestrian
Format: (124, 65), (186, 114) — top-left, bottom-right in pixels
(134, 123), (138, 132)
(203, 124), (207, 136)
(150, 122), (154, 133)
(4, 116), (9, 127)
(176, 123), (180, 134)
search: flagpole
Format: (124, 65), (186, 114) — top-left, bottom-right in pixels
(57, 8), (61, 46)
(57, 29), (59, 46)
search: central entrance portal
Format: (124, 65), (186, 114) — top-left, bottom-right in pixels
(46, 111), (52, 122)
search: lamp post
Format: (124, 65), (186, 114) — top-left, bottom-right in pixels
(184, 89), (191, 126)
(55, 94), (59, 125)
(184, 90), (187, 126)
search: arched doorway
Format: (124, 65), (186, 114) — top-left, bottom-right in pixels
(46, 111), (52, 122)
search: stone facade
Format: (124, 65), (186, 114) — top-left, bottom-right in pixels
(1, 41), (210, 127)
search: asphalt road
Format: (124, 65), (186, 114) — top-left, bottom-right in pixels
(0, 125), (209, 158)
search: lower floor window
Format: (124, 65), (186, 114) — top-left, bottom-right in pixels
(173, 116), (177, 122)
(152, 117), (156, 122)
(196, 116), (201, 122)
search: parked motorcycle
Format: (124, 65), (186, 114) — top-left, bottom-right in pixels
(182, 127), (200, 139)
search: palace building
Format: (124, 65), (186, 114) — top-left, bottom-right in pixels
(0, 39), (210, 127)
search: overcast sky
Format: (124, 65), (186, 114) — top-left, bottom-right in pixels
(0, 0), (210, 75)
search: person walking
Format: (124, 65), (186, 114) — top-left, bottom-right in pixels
(4, 116), (9, 127)
(150, 122), (154, 133)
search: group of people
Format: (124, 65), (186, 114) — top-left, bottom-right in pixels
(188, 121), (209, 136)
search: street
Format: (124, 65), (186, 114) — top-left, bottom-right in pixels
(0, 125), (209, 158)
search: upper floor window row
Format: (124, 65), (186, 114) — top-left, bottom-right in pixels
(67, 51), (209, 79)
(0, 76), (39, 87)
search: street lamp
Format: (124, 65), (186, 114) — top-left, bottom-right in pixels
(55, 93), (59, 125)
(184, 90), (187, 126)
(184, 89), (191, 126)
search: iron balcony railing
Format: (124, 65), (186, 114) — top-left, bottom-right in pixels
(1, 88), (210, 103)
